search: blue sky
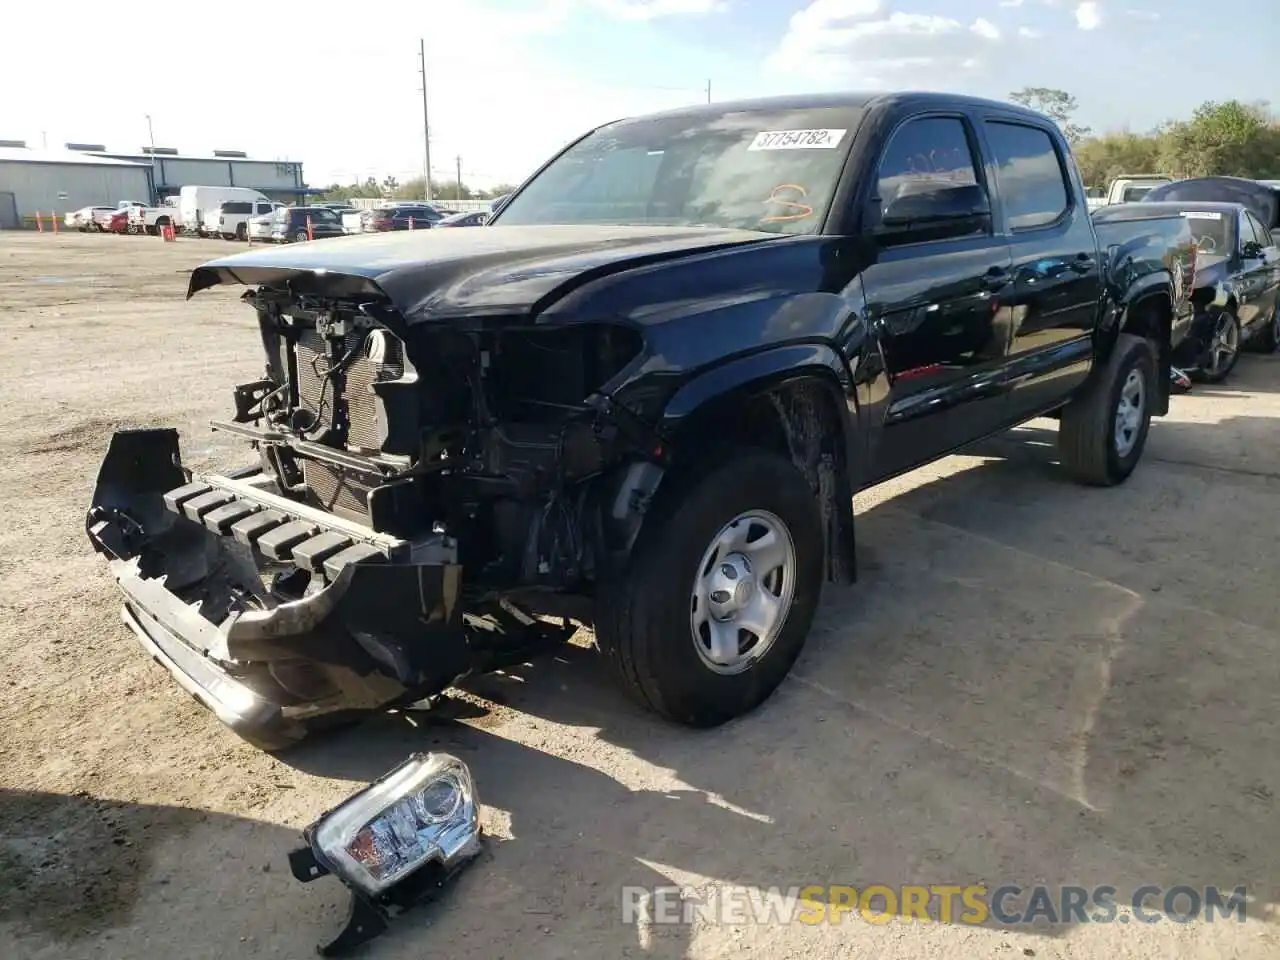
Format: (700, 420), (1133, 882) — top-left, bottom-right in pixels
(3, 0), (1277, 189)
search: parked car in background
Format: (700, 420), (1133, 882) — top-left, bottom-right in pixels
(65, 206), (114, 231)
(1085, 174), (1172, 211)
(93, 206), (138, 232)
(436, 210), (490, 227)
(341, 208), (367, 234)
(270, 206), (345, 242)
(370, 203), (444, 230)
(1095, 200), (1280, 383)
(205, 199), (284, 240)
(128, 198), (184, 236)
(101, 209), (132, 234)
(246, 211), (276, 241)
(1143, 176), (1280, 242)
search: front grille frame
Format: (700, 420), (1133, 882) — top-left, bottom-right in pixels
(293, 328), (404, 453)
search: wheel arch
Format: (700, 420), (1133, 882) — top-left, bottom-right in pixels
(1117, 288), (1173, 416)
(658, 347), (858, 584)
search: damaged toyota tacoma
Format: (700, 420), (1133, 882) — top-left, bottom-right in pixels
(86, 92), (1198, 751)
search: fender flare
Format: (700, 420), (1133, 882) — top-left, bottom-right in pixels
(657, 343), (858, 583)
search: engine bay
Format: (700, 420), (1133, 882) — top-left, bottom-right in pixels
(227, 289), (652, 593)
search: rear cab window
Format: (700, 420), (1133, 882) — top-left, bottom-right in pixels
(983, 121), (1071, 230)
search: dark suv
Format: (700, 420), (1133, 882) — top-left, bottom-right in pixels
(270, 206), (345, 243)
(371, 204), (445, 230)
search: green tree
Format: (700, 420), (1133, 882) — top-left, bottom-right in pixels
(1157, 100), (1280, 178)
(1009, 86), (1092, 144)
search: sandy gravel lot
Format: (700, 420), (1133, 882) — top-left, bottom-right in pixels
(2, 231), (1279, 960)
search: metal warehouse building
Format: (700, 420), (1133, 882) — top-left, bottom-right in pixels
(0, 146), (153, 227)
(86, 146), (313, 204)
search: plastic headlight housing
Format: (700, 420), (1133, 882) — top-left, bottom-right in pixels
(309, 752), (480, 896)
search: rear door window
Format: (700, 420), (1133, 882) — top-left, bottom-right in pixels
(983, 121), (1070, 230)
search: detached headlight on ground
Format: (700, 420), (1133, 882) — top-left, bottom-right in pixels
(289, 753), (483, 956)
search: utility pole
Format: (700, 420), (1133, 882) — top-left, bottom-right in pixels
(145, 114), (157, 202)
(418, 39), (432, 201)
(455, 155), (462, 200)
(706, 78), (712, 104)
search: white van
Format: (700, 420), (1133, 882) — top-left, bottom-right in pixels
(179, 186), (270, 237)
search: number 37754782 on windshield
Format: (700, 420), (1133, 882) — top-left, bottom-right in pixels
(748, 128), (848, 151)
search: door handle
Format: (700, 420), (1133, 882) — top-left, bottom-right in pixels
(1069, 255), (1096, 274)
(980, 267), (1011, 291)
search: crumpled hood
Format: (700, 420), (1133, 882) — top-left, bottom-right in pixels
(187, 223), (778, 323)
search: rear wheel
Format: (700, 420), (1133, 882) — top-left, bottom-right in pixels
(596, 449), (824, 726)
(1058, 332), (1155, 486)
(235, 223), (247, 241)
(293, 229), (308, 243)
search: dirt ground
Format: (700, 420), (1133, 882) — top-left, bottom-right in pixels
(2, 231), (1278, 960)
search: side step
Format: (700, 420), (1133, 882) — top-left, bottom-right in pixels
(163, 478), (402, 581)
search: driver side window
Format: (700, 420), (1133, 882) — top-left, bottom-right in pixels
(875, 116), (980, 215)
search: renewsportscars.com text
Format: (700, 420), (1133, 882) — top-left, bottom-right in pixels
(621, 884), (1249, 926)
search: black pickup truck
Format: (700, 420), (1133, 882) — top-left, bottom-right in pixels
(86, 92), (1197, 750)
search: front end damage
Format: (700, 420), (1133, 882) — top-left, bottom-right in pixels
(85, 268), (666, 749)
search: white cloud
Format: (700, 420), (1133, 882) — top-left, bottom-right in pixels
(767, 1), (1004, 82)
(1017, 25), (1042, 37)
(590, 0), (728, 20)
(971, 17), (1001, 39)
(1075, 1), (1102, 29)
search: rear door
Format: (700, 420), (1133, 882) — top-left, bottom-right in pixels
(981, 117), (1103, 422)
(858, 112), (1014, 482)
(1237, 210), (1277, 335)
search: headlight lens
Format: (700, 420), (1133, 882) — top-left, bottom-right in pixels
(310, 753), (479, 896)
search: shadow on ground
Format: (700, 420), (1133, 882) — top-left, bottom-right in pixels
(274, 408), (1280, 957)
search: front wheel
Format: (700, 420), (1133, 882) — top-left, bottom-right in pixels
(595, 449), (824, 726)
(293, 230), (308, 243)
(1058, 333), (1155, 486)
(1193, 308), (1241, 383)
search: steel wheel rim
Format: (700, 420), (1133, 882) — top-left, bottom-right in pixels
(690, 509), (797, 675)
(1207, 312), (1238, 375)
(1114, 367), (1145, 457)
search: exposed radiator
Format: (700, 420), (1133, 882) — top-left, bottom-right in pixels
(302, 460), (372, 522)
(293, 329), (403, 451)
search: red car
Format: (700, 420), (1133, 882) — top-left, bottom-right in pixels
(104, 210), (130, 234)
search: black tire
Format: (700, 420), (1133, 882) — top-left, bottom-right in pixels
(1058, 333), (1155, 486)
(235, 223), (247, 241)
(596, 449), (824, 727)
(1191, 308), (1241, 383)
(294, 230), (308, 243)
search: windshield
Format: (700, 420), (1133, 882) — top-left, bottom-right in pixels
(494, 106), (864, 235)
(1180, 210), (1235, 255)
(1122, 185), (1157, 202)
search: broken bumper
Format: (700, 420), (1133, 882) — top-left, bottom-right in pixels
(85, 428), (467, 750)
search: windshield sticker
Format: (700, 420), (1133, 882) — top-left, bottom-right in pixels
(748, 129), (847, 151)
(761, 183), (814, 224)
(1181, 211), (1223, 220)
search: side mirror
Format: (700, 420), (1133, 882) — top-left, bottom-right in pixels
(1242, 240), (1265, 259)
(875, 182), (990, 243)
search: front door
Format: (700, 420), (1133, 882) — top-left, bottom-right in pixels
(859, 114), (1014, 483)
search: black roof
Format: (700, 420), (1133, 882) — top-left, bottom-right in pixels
(599, 90), (1050, 127)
